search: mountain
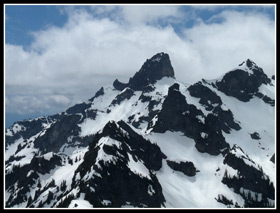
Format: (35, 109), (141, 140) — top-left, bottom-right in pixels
(5, 53), (275, 208)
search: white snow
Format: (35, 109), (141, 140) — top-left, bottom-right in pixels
(68, 193), (93, 208)
(127, 153), (151, 180)
(240, 187), (263, 202)
(43, 152), (54, 161)
(148, 184), (155, 196)
(152, 57), (161, 62)
(5, 128), (13, 136)
(101, 200), (112, 206)
(94, 137), (121, 168)
(220, 104), (228, 111)
(38, 147), (88, 189)
(26, 170), (34, 177)
(5, 137), (24, 161)
(147, 131), (245, 208)
(258, 83), (275, 100)
(200, 132), (208, 139)
(12, 123), (26, 134)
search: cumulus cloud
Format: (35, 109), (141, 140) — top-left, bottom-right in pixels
(5, 6), (275, 117)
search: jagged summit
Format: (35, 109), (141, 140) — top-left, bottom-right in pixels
(239, 59), (257, 68)
(238, 59), (266, 75)
(215, 59), (272, 102)
(113, 52), (175, 91)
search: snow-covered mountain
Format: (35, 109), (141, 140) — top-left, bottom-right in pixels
(5, 52), (275, 208)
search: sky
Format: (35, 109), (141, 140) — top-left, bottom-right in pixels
(4, 4), (276, 128)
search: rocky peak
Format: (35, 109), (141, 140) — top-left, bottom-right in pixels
(238, 59), (267, 76)
(113, 52), (175, 91)
(239, 59), (257, 69)
(216, 59), (272, 102)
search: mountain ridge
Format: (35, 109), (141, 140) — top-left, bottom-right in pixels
(5, 53), (275, 208)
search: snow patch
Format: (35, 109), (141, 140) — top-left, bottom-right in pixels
(127, 153), (151, 180)
(68, 193), (93, 208)
(43, 152), (54, 161)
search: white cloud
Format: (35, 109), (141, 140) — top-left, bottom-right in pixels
(5, 6), (275, 117)
(119, 5), (183, 25)
(180, 10), (275, 81)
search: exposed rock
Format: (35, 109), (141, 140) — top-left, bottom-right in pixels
(212, 106), (241, 133)
(222, 145), (275, 207)
(88, 87), (104, 102)
(110, 88), (135, 106)
(34, 114), (81, 153)
(250, 132), (261, 140)
(270, 154), (275, 164)
(188, 82), (222, 111)
(255, 92), (275, 106)
(5, 116), (58, 147)
(215, 194), (234, 207)
(113, 79), (127, 91)
(166, 160), (198, 176)
(5, 153), (62, 207)
(72, 120), (166, 207)
(195, 113), (230, 156)
(216, 59), (271, 102)
(152, 83), (229, 156)
(113, 52), (175, 91)
(66, 102), (91, 115)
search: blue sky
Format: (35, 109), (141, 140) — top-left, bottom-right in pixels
(5, 4), (276, 128)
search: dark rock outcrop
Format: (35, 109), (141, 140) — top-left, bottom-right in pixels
(270, 154), (275, 164)
(5, 153), (62, 207)
(212, 106), (241, 133)
(113, 52), (175, 91)
(222, 145), (275, 207)
(254, 92), (275, 106)
(66, 102), (91, 115)
(250, 132), (261, 140)
(34, 114), (81, 153)
(216, 59), (271, 102)
(188, 82), (222, 111)
(113, 79), (127, 91)
(151, 83), (229, 156)
(88, 87), (104, 102)
(166, 160), (198, 176)
(5, 116), (58, 147)
(72, 120), (167, 207)
(110, 88), (135, 106)
(188, 81), (241, 134)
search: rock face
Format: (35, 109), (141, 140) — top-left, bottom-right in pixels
(5, 53), (275, 208)
(110, 88), (135, 106)
(88, 87), (104, 102)
(270, 154), (275, 164)
(151, 83), (230, 156)
(71, 120), (167, 207)
(113, 52), (175, 91)
(33, 114), (82, 153)
(216, 59), (272, 102)
(166, 160), (198, 177)
(222, 145), (275, 207)
(188, 82), (222, 111)
(250, 132), (261, 140)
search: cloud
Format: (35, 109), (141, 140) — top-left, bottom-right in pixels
(5, 6), (275, 117)
(5, 94), (72, 114)
(180, 10), (275, 81)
